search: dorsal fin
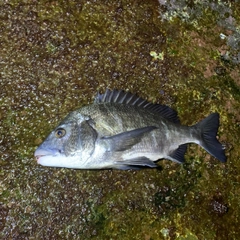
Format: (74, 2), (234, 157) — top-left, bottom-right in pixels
(94, 89), (180, 124)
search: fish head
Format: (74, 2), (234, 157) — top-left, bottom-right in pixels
(34, 120), (84, 168)
(34, 114), (99, 168)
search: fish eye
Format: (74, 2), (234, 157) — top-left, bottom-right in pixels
(55, 128), (66, 138)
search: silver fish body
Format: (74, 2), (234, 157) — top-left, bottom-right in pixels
(34, 89), (226, 169)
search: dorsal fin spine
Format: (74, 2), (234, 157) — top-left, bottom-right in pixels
(94, 89), (180, 124)
(126, 94), (134, 104)
(113, 90), (119, 102)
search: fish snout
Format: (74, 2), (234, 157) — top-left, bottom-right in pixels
(34, 148), (59, 163)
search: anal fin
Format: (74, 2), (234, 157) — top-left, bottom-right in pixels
(168, 144), (187, 163)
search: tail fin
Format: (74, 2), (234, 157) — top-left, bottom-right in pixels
(195, 113), (226, 162)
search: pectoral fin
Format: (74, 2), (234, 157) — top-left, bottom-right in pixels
(101, 126), (157, 152)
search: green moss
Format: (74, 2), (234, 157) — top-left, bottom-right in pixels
(224, 78), (240, 101)
(177, 231), (199, 240)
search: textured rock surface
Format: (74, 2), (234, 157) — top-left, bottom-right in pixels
(0, 1), (239, 239)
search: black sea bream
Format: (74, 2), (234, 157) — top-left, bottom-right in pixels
(34, 89), (226, 169)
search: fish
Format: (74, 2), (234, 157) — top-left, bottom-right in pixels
(34, 89), (226, 170)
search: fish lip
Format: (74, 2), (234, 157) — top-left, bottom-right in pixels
(35, 155), (44, 163)
(34, 148), (59, 163)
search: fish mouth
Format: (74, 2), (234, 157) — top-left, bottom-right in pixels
(34, 148), (58, 163)
(34, 147), (71, 168)
(35, 155), (45, 163)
